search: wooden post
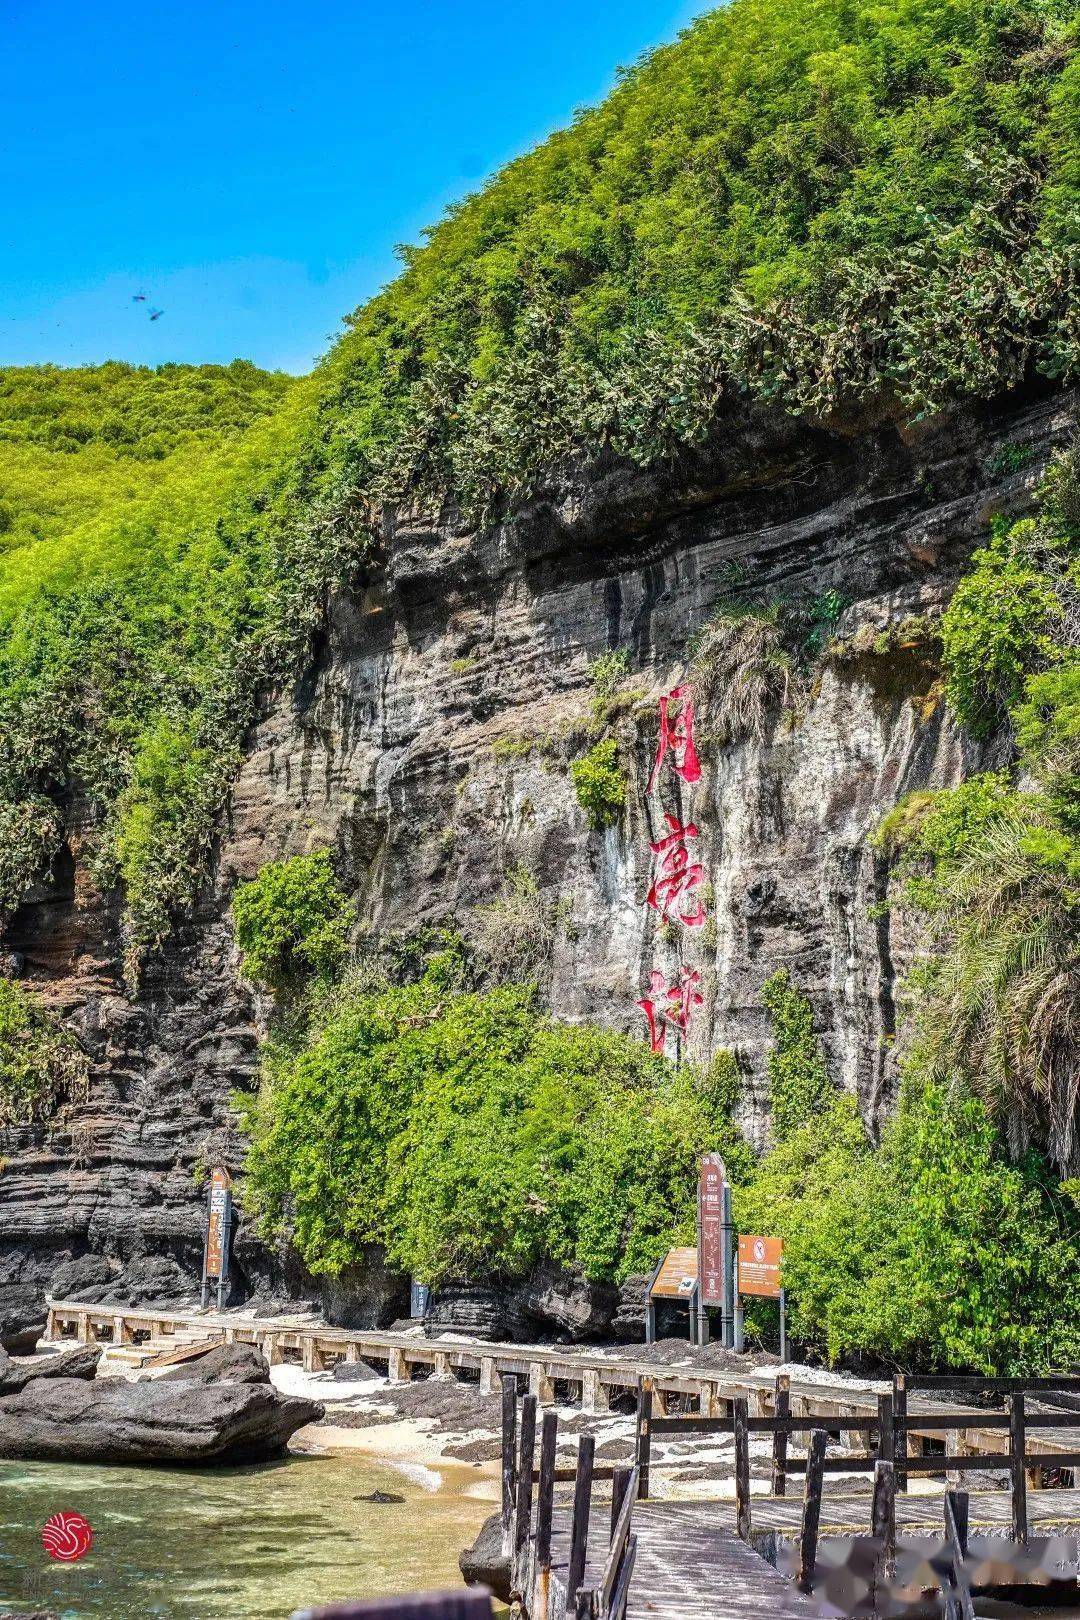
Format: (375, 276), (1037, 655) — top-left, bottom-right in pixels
(798, 1429), (826, 1595)
(733, 1397), (752, 1542)
(946, 1489), (969, 1560)
(534, 1409), (558, 1620)
(575, 1590), (594, 1620)
(772, 1374), (790, 1497)
(636, 1379), (653, 1501)
(1009, 1391), (1028, 1546)
(501, 1373), (517, 1556)
(611, 1466), (632, 1540)
(513, 1393), (538, 1585)
(872, 1459), (896, 1582)
(878, 1392), (894, 1465)
(479, 1356), (497, 1396)
(566, 1435), (596, 1613)
(894, 1375), (908, 1493)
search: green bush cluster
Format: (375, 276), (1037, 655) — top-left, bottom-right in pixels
(232, 850), (354, 994)
(243, 960), (750, 1286)
(570, 738), (626, 828)
(736, 1081), (1080, 1374)
(0, 979), (88, 1127)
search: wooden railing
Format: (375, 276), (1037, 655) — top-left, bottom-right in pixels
(635, 1372), (1080, 1556)
(500, 1377), (638, 1620)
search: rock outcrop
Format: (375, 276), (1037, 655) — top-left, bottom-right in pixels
(1, 382), (1074, 1334)
(0, 1344), (100, 1394)
(0, 1375), (322, 1464)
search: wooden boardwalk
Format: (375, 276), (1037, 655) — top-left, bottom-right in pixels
(545, 1490), (1080, 1618)
(549, 1500), (822, 1620)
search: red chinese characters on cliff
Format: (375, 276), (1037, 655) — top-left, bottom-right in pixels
(647, 684), (702, 794)
(636, 967), (704, 1054)
(646, 812), (706, 928)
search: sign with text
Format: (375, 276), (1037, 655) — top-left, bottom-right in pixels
(738, 1234), (783, 1298)
(698, 1153), (725, 1306)
(650, 1246), (699, 1301)
(204, 1168), (233, 1281)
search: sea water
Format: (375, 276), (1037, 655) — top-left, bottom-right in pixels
(0, 1452), (492, 1618)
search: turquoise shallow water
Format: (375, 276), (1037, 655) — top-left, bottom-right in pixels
(0, 1452), (491, 1619)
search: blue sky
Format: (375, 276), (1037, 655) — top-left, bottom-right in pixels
(2, 0), (705, 374)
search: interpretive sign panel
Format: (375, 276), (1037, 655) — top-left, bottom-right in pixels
(650, 1247), (699, 1300)
(737, 1234), (783, 1297)
(205, 1168), (232, 1281)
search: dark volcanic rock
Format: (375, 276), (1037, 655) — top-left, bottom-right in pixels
(424, 1282), (518, 1341)
(317, 1250), (409, 1330)
(459, 1511), (511, 1603)
(0, 1376), (322, 1464)
(47, 1254), (115, 1300)
(0, 1344), (101, 1394)
(158, 1343), (270, 1385)
(511, 1263), (618, 1342)
(610, 1273), (650, 1342)
(0, 1284), (48, 1354)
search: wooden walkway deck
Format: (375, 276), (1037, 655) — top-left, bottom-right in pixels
(546, 1490), (1080, 1619)
(549, 1499), (822, 1620)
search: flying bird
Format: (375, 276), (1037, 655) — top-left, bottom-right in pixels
(148, 308), (164, 321)
(132, 292), (147, 302)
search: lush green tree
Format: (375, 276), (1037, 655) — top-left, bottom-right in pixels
(761, 969), (833, 1140)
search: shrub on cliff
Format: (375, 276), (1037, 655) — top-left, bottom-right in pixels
(232, 850), (354, 995)
(570, 738), (626, 829)
(762, 969), (834, 1141)
(0, 979), (88, 1127)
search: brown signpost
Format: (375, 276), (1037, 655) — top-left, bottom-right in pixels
(698, 1154), (724, 1306)
(737, 1234), (783, 1297)
(202, 1167), (233, 1310)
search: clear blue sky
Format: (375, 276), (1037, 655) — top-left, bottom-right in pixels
(2, 0), (705, 374)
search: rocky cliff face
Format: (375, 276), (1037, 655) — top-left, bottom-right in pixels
(1, 384), (1074, 1344)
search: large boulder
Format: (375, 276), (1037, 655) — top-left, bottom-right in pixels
(459, 1512), (511, 1603)
(0, 1376), (323, 1464)
(0, 1284), (47, 1354)
(0, 1344), (101, 1394)
(158, 1343), (270, 1385)
(512, 1263), (618, 1342)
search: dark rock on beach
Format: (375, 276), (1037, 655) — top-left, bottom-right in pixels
(158, 1342), (270, 1385)
(459, 1511), (511, 1604)
(0, 1343), (101, 1394)
(0, 1376), (322, 1465)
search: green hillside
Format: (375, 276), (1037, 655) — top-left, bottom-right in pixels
(0, 360), (293, 553)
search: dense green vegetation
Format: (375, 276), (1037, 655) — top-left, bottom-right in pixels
(240, 939), (752, 1286)
(0, 361), (292, 551)
(736, 1082), (1080, 1372)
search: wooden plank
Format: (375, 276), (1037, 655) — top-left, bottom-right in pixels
(533, 1410), (558, 1620)
(798, 1430), (826, 1594)
(733, 1398), (751, 1542)
(566, 1435), (595, 1611)
(1010, 1392), (1028, 1545)
(636, 1380), (653, 1501)
(140, 1336), (218, 1370)
(773, 1375), (790, 1497)
(500, 1374), (516, 1556)
(513, 1392), (537, 1586)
